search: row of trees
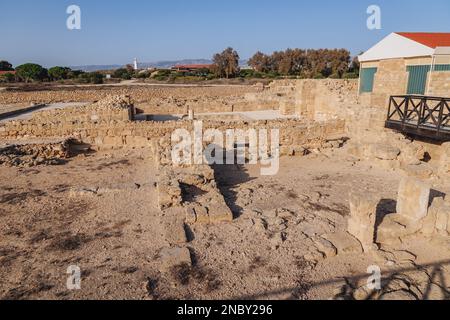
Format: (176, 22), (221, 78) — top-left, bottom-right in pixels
(0, 61), (104, 84)
(210, 48), (360, 79)
(1, 47), (361, 84)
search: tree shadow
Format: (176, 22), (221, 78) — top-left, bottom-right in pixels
(230, 259), (450, 300)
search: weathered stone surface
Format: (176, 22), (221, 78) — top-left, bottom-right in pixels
(403, 163), (434, 180)
(159, 247), (192, 271)
(380, 290), (417, 300)
(185, 207), (197, 224)
(421, 203), (439, 237)
(312, 237), (337, 258)
(207, 202), (234, 223)
(157, 171), (182, 210)
(396, 178), (431, 221)
(163, 212), (188, 245)
(376, 215), (407, 245)
(376, 214), (422, 245)
(421, 197), (450, 237)
(347, 191), (379, 252)
(368, 143), (400, 161)
(433, 198), (450, 236)
(438, 142), (450, 177)
(322, 232), (363, 255)
(69, 187), (98, 198)
(193, 205), (210, 224)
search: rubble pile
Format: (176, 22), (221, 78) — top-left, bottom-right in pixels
(0, 140), (74, 167)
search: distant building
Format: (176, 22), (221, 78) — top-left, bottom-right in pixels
(0, 71), (16, 75)
(358, 32), (450, 107)
(171, 64), (213, 72)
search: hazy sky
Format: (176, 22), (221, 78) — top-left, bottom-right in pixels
(1, 0), (449, 67)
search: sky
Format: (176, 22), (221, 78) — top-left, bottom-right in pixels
(1, 0), (449, 67)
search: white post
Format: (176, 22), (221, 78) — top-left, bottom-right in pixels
(426, 55), (435, 96)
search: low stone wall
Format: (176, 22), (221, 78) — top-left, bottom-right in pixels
(0, 85), (261, 105)
(0, 116), (346, 152)
(32, 96), (134, 124)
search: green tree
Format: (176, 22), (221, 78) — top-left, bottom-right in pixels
(89, 72), (104, 84)
(67, 69), (84, 79)
(248, 51), (271, 73)
(212, 47), (240, 78)
(15, 63), (48, 82)
(0, 60), (13, 71)
(113, 68), (132, 80)
(48, 66), (72, 80)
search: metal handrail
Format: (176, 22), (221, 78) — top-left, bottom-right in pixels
(386, 95), (450, 141)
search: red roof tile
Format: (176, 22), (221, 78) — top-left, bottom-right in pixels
(396, 32), (450, 48)
(0, 70), (15, 75)
(173, 64), (212, 69)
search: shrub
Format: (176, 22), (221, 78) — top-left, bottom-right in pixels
(15, 63), (48, 82)
(113, 68), (133, 80)
(0, 73), (15, 83)
(48, 66), (72, 80)
(342, 72), (359, 79)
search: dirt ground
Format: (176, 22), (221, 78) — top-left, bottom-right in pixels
(1, 145), (449, 300)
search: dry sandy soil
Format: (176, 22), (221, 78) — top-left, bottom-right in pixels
(1, 145), (449, 300)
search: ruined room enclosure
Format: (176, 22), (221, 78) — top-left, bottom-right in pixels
(1, 81), (450, 300)
(1, 142), (449, 300)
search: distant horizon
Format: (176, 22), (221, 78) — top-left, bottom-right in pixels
(1, 0), (450, 67)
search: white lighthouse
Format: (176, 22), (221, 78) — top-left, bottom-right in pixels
(133, 58), (138, 70)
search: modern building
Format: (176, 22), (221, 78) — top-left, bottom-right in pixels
(0, 71), (16, 76)
(358, 32), (450, 108)
(171, 64), (212, 72)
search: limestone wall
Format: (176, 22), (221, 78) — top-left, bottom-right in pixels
(0, 116), (346, 151)
(0, 85), (260, 105)
(255, 79), (359, 120)
(371, 59), (408, 109)
(428, 72), (450, 97)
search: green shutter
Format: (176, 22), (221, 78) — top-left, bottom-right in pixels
(434, 64), (450, 71)
(359, 68), (377, 93)
(407, 65), (430, 95)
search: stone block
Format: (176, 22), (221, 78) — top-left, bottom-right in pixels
(312, 237), (337, 258)
(403, 163), (434, 180)
(163, 211), (188, 245)
(207, 202), (233, 223)
(185, 207), (197, 224)
(322, 232), (363, 255)
(433, 198), (450, 236)
(157, 179), (182, 210)
(193, 205), (210, 224)
(376, 215), (407, 245)
(347, 191), (379, 252)
(396, 178), (431, 221)
(421, 203), (438, 237)
(376, 214), (422, 245)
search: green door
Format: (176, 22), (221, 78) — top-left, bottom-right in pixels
(407, 65), (430, 95)
(359, 68), (377, 93)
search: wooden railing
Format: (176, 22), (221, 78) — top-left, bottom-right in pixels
(385, 95), (450, 141)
